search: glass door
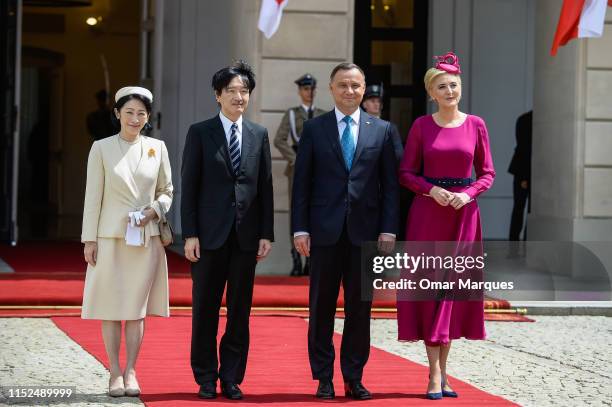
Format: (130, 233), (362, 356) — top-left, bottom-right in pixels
(354, 0), (428, 140)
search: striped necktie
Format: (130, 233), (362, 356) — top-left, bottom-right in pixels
(229, 123), (240, 175)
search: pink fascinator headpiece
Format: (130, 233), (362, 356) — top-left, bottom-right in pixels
(434, 52), (461, 75)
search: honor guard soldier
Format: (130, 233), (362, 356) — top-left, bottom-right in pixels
(274, 73), (326, 276)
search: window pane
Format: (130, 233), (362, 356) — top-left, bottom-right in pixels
(371, 0), (414, 29)
(371, 40), (413, 85)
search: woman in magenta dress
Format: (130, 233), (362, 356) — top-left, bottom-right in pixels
(397, 52), (495, 400)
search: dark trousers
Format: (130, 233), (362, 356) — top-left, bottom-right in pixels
(509, 177), (530, 241)
(190, 228), (257, 385)
(308, 226), (372, 382)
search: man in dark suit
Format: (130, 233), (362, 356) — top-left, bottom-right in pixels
(292, 63), (399, 400)
(508, 110), (532, 243)
(181, 61), (274, 400)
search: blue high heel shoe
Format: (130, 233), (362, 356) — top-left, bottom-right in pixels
(441, 377), (458, 398)
(426, 391), (443, 400)
(426, 375), (443, 400)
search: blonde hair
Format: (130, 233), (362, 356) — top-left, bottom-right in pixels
(424, 67), (461, 91)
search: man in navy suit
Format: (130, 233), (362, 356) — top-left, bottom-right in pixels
(292, 63), (399, 400)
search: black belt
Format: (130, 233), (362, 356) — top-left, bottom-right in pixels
(425, 177), (473, 187)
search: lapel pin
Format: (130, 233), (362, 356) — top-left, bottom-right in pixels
(148, 148), (156, 158)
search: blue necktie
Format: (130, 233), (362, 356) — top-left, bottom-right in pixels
(229, 123), (240, 175)
(341, 115), (355, 170)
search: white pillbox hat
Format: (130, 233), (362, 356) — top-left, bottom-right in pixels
(114, 86), (153, 103)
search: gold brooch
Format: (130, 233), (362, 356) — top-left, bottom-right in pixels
(148, 148), (155, 158)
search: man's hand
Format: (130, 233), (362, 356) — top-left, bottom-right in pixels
(84, 241), (97, 267)
(184, 237), (200, 262)
(257, 239), (272, 261)
(449, 192), (471, 210)
(378, 234), (396, 255)
(429, 186), (453, 206)
(520, 180), (528, 189)
(294, 235), (311, 257)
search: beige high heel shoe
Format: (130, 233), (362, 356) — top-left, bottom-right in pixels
(108, 375), (125, 397)
(123, 371), (141, 397)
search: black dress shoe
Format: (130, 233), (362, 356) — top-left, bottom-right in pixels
(316, 380), (335, 399)
(220, 382), (243, 400)
(197, 382), (217, 399)
(344, 381), (372, 400)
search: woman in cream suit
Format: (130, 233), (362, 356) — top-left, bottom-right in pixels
(81, 86), (173, 397)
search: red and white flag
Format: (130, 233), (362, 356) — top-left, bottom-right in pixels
(258, 0), (288, 39)
(551, 0), (611, 55)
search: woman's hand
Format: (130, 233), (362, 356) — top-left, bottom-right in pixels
(126, 208), (159, 227)
(84, 241), (98, 267)
(449, 192), (471, 210)
(139, 208), (158, 226)
(429, 186), (453, 206)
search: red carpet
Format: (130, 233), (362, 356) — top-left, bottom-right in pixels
(0, 241), (190, 274)
(0, 241), (84, 273)
(0, 273), (395, 308)
(52, 315), (517, 406)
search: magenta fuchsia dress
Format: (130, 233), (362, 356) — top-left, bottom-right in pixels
(397, 114), (495, 346)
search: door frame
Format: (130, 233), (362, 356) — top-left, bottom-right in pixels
(353, 0), (429, 123)
(0, 0), (22, 245)
(139, 0), (164, 138)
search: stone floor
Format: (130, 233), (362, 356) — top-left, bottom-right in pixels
(1, 316), (611, 406)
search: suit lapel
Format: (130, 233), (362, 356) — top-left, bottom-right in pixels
(240, 120), (255, 173)
(111, 136), (140, 198)
(324, 111), (347, 172)
(133, 136), (150, 177)
(209, 116), (234, 176)
(351, 110), (373, 167)
(137, 136), (161, 179)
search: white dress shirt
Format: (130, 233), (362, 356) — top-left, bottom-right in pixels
(334, 106), (360, 146)
(219, 111), (243, 152)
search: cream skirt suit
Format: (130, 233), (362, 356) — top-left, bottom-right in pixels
(81, 134), (173, 320)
